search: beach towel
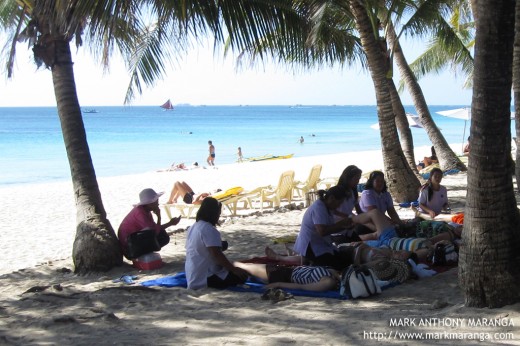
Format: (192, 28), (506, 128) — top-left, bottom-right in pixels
(140, 272), (395, 300)
(140, 272), (349, 299)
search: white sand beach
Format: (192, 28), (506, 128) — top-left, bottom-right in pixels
(1, 146), (518, 345)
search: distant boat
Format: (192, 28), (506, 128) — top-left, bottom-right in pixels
(160, 99), (174, 110)
(83, 109), (99, 114)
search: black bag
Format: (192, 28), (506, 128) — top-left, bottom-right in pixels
(126, 229), (161, 259)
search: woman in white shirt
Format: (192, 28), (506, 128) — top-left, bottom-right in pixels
(185, 197), (248, 289)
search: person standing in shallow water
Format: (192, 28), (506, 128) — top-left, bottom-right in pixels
(299, 136), (304, 144)
(237, 147), (243, 162)
(207, 140), (215, 166)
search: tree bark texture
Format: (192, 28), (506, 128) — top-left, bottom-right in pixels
(459, 0), (520, 308)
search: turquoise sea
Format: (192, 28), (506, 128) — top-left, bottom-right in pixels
(0, 105), (484, 187)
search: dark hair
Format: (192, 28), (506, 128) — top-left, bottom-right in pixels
(430, 146), (437, 160)
(196, 197), (221, 225)
(421, 167), (443, 200)
(364, 171), (387, 193)
(318, 185), (346, 203)
(337, 165), (362, 201)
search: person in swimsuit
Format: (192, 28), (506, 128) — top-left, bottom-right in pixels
(207, 140), (215, 166)
(233, 261), (340, 292)
(166, 181), (210, 204)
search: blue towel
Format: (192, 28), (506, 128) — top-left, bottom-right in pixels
(141, 272), (395, 300)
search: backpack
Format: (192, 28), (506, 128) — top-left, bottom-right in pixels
(340, 264), (382, 299)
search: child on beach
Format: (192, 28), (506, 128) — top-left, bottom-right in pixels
(118, 188), (181, 259)
(185, 197), (248, 289)
(415, 168), (450, 220)
(359, 171), (403, 226)
(237, 147), (243, 162)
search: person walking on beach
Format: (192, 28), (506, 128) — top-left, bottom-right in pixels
(237, 147), (243, 163)
(118, 188), (181, 259)
(207, 140), (215, 166)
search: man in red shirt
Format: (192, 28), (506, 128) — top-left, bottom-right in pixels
(118, 188), (181, 259)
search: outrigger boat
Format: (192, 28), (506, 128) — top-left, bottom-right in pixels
(243, 154), (294, 162)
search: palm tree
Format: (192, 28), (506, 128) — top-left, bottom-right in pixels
(1, 0), (302, 273)
(459, 0), (520, 308)
(348, 0), (420, 202)
(238, 0), (422, 200)
(387, 24), (467, 172)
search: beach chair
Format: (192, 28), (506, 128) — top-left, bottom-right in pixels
(293, 164), (322, 198)
(247, 170), (295, 212)
(162, 203), (200, 219)
(317, 176), (338, 190)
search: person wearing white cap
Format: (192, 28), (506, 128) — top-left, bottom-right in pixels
(118, 188), (181, 259)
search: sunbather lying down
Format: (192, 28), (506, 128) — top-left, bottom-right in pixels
(166, 181), (211, 205)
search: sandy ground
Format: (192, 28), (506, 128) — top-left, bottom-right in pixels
(1, 147), (519, 345)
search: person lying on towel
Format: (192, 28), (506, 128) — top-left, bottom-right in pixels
(350, 209), (460, 263)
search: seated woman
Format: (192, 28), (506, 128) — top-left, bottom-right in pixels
(293, 185), (354, 271)
(118, 188), (181, 259)
(334, 165), (363, 220)
(417, 146), (438, 170)
(185, 197), (249, 290)
(233, 261), (340, 292)
(166, 181), (211, 205)
(463, 136), (470, 156)
(414, 168), (450, 220)
(359, 171), (403, 227)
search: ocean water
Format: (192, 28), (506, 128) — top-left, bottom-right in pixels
(0, 105), (483, 187)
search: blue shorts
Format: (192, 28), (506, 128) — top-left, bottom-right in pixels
(365, 227), (397, 248)
(210, 154), (215, 158)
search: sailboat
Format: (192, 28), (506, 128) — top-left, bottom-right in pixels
(160, 99), (174, 110)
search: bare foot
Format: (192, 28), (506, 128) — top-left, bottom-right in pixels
(265, 246), (279, 260)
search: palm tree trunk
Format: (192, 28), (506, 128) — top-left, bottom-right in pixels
(513, 0), (520, 191)
(459, 0), (520, 308)
(387, 78), (422, 179)
(387, 25), (467, 172)
(349, 0), (420, 202)
(48, 39), (123, 274)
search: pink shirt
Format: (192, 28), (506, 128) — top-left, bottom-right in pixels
(118, 206), (160, 250)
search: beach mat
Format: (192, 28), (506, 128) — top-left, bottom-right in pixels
(141, 272), (396, 300)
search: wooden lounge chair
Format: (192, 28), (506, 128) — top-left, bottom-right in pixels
(293, 164), (322, 198)
(247, 170), (295, 212)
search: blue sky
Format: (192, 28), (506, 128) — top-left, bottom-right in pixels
(0, 37), (472, 107)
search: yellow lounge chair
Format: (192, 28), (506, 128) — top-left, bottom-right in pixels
(293, 164), (322, 198)
(162, 187), (246, 219)
(247, 170), (295, 212)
